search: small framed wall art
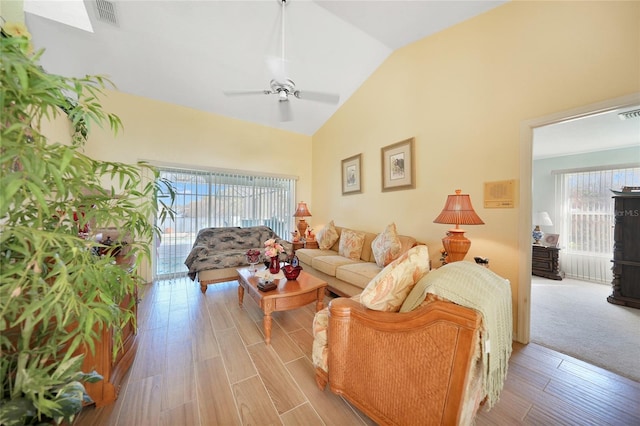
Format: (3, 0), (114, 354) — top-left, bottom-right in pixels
(341, 153), (362, 195)
(381, 137), (415, 192)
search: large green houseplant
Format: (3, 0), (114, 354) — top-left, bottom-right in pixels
(0, 23), (173, 425)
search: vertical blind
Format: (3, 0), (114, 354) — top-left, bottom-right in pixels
(155, 167), (296, 280)
(555, 165), (640, 283)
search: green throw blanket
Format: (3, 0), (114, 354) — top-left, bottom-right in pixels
(400, 261), (513, 408)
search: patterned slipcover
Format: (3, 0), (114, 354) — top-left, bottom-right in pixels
(184, 226), (289, 280)
(312, 294), (363, 373)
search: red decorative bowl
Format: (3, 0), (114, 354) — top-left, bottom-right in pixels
(282, 265), (302, 280)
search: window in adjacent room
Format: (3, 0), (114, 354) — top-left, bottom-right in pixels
(555, 165), (640, 283)
(155, 167), (297, 279)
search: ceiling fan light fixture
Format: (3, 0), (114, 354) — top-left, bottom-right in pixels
(222, 0), (339, 122)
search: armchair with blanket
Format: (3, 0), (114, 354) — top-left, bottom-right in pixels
(184, 226), (290, 293)
(313, 254), (512, 426)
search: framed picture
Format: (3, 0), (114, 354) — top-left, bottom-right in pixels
(544, 233), (559, 248)
(381, 137), (415, 192)
(341, 154), (362, 195)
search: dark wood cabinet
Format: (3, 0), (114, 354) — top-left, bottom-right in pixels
(532, 245), (562, 280)
(608, 195), (640, 309)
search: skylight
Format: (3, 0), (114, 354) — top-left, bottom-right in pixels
(23, 0), (93, 32)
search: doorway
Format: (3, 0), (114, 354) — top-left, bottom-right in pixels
(533, 116), (640, 283)
(516, 92), (640, 343)
(520, 94), (640, 381)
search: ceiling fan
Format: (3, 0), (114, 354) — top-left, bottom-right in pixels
(223, 0), (340, 122)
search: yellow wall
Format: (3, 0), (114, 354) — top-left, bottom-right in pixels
(0, 0), (24, 23)
(25, 1), (639, 337)
(77, 91), (311, 282)
(311, 1), (640, 338)
(84, 91), (312, 190)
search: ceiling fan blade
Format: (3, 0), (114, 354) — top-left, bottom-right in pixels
(279, 100), (292, 122)
(223, 90), (272, 97)
(294, 90), (340, 104)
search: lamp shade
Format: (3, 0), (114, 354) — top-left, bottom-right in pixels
(293, 202), (312, 240)
(293, 202), (312, 218)
(534, 211), (553, 226)
(433, 189), (484, 263)
(433, 190), (484, 227)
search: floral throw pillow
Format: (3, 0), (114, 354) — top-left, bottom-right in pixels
(338, 229), (366, 260)
(371, 223), (403, 267)
(360, 245), (430, 312)
(317, 220), (339, 250)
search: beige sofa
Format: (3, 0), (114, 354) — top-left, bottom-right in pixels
(295, 225), (419, 297)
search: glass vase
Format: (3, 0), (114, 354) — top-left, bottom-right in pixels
(269, 256), (280, 274)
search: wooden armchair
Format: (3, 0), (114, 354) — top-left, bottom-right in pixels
(314, 297), (484, 426)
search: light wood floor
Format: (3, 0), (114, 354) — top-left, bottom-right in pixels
(75, 278), (640, 425)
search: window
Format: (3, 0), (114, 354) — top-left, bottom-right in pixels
(556, 165), (640, 282)
(156, 167), (297, 279)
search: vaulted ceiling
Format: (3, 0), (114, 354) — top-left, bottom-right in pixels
(21, 0), (639, 157)
(24, 0), (505, 135)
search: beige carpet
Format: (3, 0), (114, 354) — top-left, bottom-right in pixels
(530, 276), (640, 382)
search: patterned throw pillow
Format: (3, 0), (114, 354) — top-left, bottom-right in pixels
(338, 229), (366, 260)
(371, 223), (403, 267)
(360, 245), (430, 312)
(317, 220), (339, 250)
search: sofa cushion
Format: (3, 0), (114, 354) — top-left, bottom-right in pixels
(371, 223), (403, 267)
(398, 235), (417, 254)
(312, 294), (363, 373)
(400, 272), (435, 312)
(335, 262), (383, 290)
(331, 227), (377, 261)
(312, 255), (364, 277)
(295, 248), (336, 266)
(338, 229), (366, 260)
(359, 245), (431, 312)
(360, 231), (378, 262)
(317, 220), (340, 250)
(312, 307), (329, 372)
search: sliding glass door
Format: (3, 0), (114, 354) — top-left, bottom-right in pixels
(155, 167), (296, 280)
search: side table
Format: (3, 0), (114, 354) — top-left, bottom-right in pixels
(291, 241), (304, 253)
(305, 240), (319, 249)
(532, 245), (562, 280)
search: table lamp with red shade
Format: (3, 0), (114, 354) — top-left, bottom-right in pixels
(293, 201), (312, 240)
(433, 189), (485, 263)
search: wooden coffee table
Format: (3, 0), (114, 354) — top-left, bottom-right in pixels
(237, 268), (327, 345)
